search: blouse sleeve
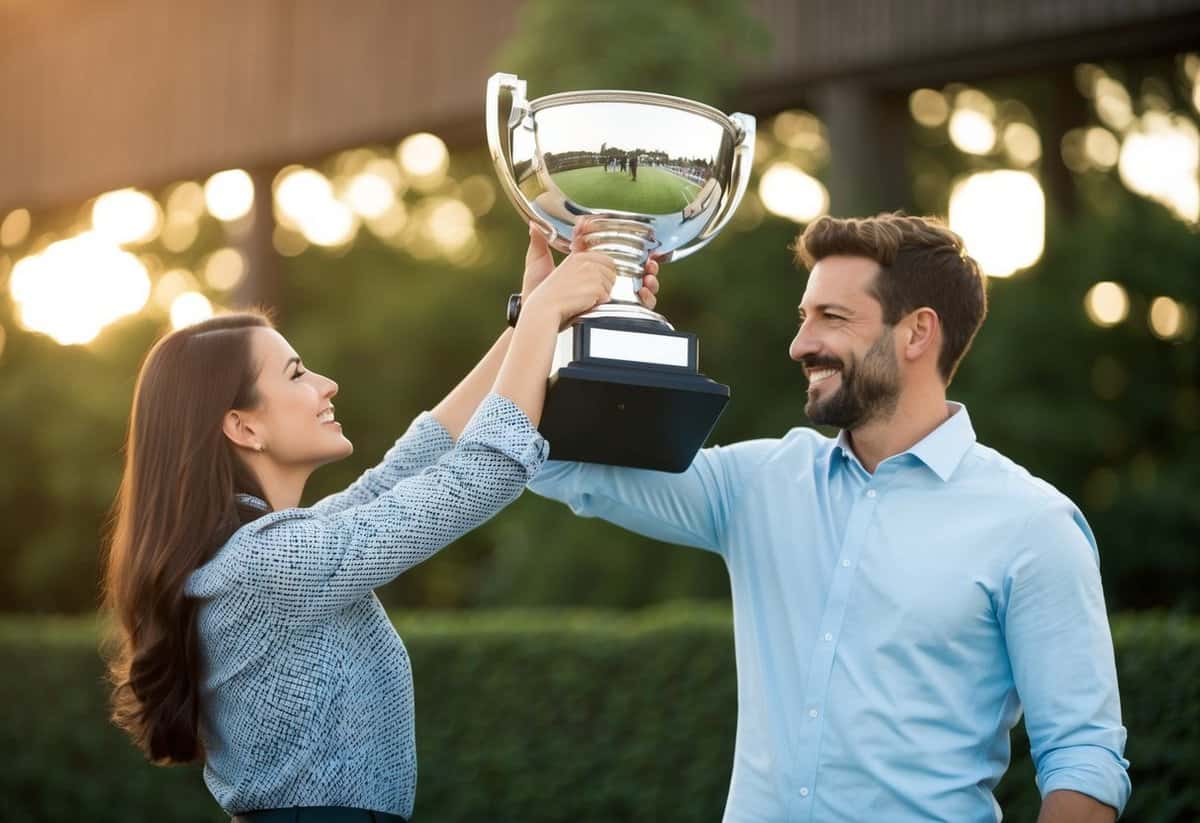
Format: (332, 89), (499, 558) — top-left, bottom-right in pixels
(307, 411), (455, 516)
(238, 393), (547, 622)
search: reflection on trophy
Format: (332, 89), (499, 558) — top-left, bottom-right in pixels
(486, 72), (756, 472)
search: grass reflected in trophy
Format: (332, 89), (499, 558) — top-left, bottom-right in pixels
(487, 72), (756, 472)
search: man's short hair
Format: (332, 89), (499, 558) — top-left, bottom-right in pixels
(794, 212), (988, 384)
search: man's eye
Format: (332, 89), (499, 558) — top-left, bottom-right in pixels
(826, 315), (845, 322)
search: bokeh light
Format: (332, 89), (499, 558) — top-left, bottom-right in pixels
(272, 226), (309, 257)
(92, 189), (162, 245)
(948, 108), (996, 155)
(161, 214), (200, 252)
(166, 181), (206, 221)
(771, 110), (827, 151)
(203, 248), (247, 291)
(275, 167), (360, 247)
(1002, 122), (1042, 166)
(204, 169), (255, 221)
(170, 292), (214, 329)
(344, 171), (396, 219)
(1084, 281), (1130, 327)
(948, 170), (1044, 277)
(1149, 296), (1188, 339)
(1084, 127), (1121, 170)
(1117, 112), (1200, 222)
(0, 322), (6, 360)
(398, 132), (449, 185)
(1094, 76), (1134, 131)
(909, 89), (949, 128)
(365, 202), (409, 242)
(9, 232), (151, 344)
(1, 208), (31, 248)
(460, 175), (496, 216)
(154, 268), (196, 309)
(424, 198), (475, 252)
(758, 162), (829, 223)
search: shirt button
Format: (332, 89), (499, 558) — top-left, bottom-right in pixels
(800, 787), (810, 798)
(866, 489), (877, 498)
(841, 559), (851, 568)
(808, 708), (818, 719)
(824, 632), (833, 642)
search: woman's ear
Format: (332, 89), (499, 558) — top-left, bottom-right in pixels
(222, 410), (264, 453)
(902, 307), (940, 364)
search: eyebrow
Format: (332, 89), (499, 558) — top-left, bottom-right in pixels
(282, 356), (301, 374)
(798, 303), (856, 316)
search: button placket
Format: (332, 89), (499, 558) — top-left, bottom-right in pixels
(790, 480), (876, 820)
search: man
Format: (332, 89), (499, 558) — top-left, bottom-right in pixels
(528, 213), (1131, 822)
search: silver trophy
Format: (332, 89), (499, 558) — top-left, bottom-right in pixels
(486, 72), (755, 471)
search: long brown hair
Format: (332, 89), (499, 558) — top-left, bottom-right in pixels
(102, 312), (272, 764)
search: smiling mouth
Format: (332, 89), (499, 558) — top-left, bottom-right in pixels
(806, 367), (840, 386)
(318, 406), (337, 424)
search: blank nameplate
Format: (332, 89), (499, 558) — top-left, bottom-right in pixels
(589, 328), (689, 367)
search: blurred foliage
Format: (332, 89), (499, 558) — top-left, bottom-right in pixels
(497, 0), (770, 106)
(0, 6), (1196, 616)
(1, 145), (1197, 614)
(2, 608), (1195, 821)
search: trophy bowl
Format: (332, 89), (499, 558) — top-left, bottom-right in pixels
(486, 73), (756, 471)
(487, 73), (756, 321)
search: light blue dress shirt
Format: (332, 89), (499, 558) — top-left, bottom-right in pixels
(529, 403), (1130, 821)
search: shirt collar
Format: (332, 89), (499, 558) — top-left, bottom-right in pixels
(832, 402), (976, 482)
(235, 492), (272, 512)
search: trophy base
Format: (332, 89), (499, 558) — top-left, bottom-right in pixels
(539, 318), (729, 473)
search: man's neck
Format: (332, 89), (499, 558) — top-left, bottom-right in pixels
(844, 387), (951, 474)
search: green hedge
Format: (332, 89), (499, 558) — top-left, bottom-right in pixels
(1, 607), (1196, 821)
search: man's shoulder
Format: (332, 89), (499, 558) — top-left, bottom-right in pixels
(706, 425), (834, 476)
(959, 441), (1079, 514)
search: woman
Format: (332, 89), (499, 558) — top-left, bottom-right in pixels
(102, 228), (659, 823)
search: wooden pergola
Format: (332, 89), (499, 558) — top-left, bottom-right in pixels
(2, 0), (1197, 303)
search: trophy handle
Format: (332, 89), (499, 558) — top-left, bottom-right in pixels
(486, 73), (567, 252)
(664, 112), (757, 263)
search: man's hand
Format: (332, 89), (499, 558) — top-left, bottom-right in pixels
(521, 222), (660, 310)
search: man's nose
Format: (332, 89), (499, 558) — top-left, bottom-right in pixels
(789, 327), (820, 362)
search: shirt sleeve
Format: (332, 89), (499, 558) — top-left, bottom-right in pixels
(308, 411), (455, 516)
(526, 439), (772, 556)
(1000, 499), (1132, 816)
(240, 393), (547, 621)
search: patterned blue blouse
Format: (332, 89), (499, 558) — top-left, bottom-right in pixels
(184, 393), (548, 817)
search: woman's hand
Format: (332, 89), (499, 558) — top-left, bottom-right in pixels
(522, 252), (617, 329)
(522, 222), (661, 310)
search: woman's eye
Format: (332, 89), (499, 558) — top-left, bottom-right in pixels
(292, 370), (306, 380)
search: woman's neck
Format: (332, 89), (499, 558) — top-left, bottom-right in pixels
(247, 460), (311, 511)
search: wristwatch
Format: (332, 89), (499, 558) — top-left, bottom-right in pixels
(506, 292), (522, 327)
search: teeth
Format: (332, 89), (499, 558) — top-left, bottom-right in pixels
(808, 368), (839, 385)
(318, 408), (335, 422)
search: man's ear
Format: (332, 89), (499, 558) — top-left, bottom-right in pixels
(222, 410), (262, 453)
(902, 307), (940, 364)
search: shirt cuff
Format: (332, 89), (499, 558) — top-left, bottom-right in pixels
(457, 392), (549, 476)
(1038, 751), (1132, 817)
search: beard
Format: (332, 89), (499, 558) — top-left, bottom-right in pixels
(804, 329), (901, 430)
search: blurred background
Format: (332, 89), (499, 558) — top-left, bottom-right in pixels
(1, 1), (1198, 820)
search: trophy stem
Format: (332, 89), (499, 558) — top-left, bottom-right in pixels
(576, 215), (658, 309)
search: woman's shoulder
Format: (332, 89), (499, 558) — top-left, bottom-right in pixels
(184, 508), (318, 598)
